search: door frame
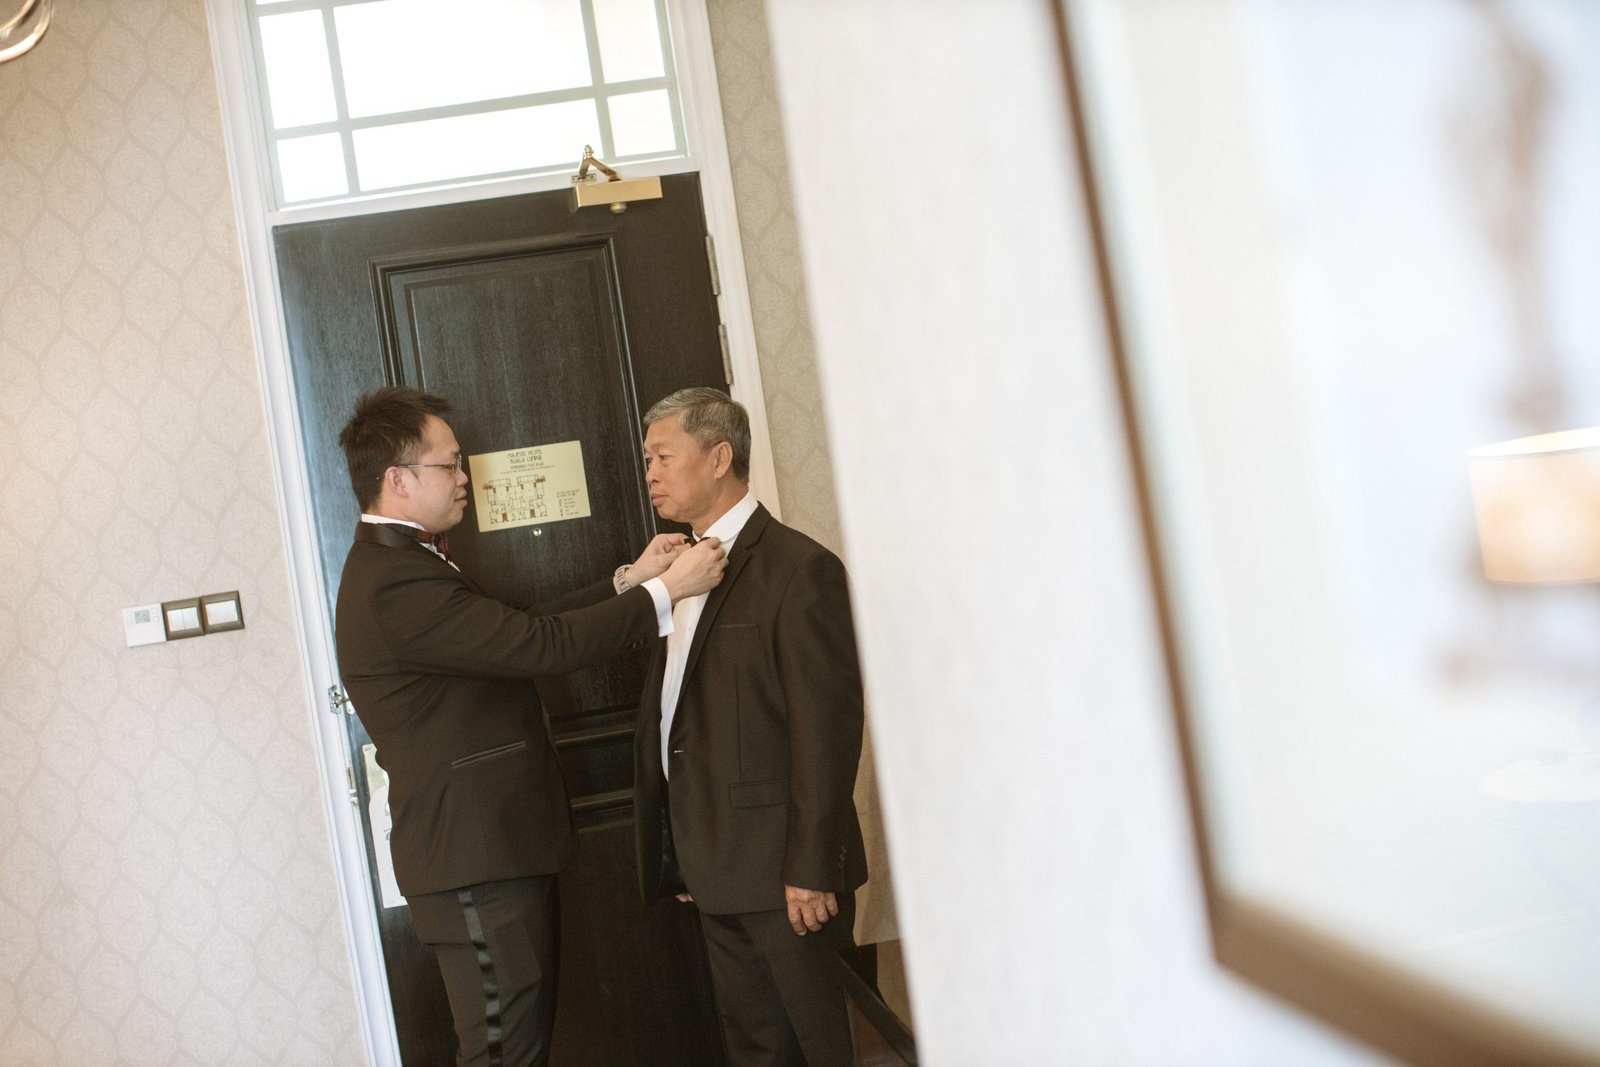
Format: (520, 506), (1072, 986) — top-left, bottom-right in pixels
(201, 4), (781, 1063)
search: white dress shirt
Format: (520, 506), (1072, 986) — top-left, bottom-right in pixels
(660, 490), (759, 778)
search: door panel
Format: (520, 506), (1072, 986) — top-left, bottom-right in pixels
(374, 236), (651, 718)
(274, 174), (727, 1064)
(552, 799), (722, 1067)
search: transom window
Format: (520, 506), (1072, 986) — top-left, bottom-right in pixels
(246, 0), (685, 207)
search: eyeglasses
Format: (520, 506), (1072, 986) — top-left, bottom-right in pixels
(393, 455), (465, 475)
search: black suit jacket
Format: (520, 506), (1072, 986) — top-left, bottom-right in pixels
(633, 505), (868, 915)
(335, 521), (657, 896)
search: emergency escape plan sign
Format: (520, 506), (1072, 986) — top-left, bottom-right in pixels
(468, 439), (593, 533)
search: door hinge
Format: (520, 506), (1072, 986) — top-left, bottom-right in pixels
(704, 234), (721, 296)
(346, 765), (359, 808)
(718, 324), (733, 386)
(327, 684), (353, 716)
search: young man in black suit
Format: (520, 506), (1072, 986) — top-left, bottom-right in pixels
(334, 386), (726, 1067)
(634, 388), (868, 1065)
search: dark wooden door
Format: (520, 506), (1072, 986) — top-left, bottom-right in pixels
(274, 174), (727, 1065)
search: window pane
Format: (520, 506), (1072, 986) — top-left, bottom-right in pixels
(278, 133), (349, 203)
(352, 102), (600, 191)
(258, 11), (338, 129)
(608, 90), (675, 157)
(334, 0), (592, 119)
(594, 0), (665, 83)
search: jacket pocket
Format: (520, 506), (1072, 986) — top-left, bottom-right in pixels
(450, 739), (528, 769)
(729, 777), (788, 808)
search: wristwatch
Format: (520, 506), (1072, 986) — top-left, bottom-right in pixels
(613, 564), (633, 593)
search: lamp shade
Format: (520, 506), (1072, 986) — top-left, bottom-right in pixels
(1468, 426), (1600, 583)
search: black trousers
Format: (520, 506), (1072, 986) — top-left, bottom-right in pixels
(697, 892), (856, 1067)
(408, 875), (560, 1067)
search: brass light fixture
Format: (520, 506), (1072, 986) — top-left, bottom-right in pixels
(570, 145), (663, 214)
(0, 0), (53, 65)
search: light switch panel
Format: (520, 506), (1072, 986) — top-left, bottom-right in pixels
(123, 603), (167, 647)
(162, 597), (204, 640)
(200, 591), (244, 633)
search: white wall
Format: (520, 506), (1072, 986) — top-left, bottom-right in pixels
(761, 1), (1386, 1062)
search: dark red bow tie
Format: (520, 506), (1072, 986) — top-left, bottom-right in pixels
(411, 527), (449, 558)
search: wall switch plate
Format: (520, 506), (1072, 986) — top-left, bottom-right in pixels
(123, 604), (167, 647)
(200, 590), (244, 633)
(161, 597), (204, 640)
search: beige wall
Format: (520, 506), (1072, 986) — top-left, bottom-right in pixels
(704, 0), (900, 946)
(0, 2), (365, 1062)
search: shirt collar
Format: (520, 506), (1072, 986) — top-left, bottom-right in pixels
(700, 490), (759, 550)
(361, 513), (424, 532)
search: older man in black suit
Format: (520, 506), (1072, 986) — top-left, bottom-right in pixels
(333, 386), (725, 1067)
(634, 388), (868, 1066)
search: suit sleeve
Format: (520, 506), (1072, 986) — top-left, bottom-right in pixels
(372, 569), (656, 679)
(774, 549), (865, 890)
(508, 574), (617, 616)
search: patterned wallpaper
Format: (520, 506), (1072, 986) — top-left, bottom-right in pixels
(705, 0), (843, 553)
(704, 0), (900, 945)
(0, 1), (365, 1062)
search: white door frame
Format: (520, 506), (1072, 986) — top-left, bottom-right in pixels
(201, 4), (778, 1063)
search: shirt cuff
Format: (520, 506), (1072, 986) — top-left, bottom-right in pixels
(642, 577), (674, 636)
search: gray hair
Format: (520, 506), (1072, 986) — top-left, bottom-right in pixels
(644, 387), (751, 482)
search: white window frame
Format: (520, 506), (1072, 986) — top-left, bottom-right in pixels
(246, 0), (688, 207)
(202, 2), (778, 1062)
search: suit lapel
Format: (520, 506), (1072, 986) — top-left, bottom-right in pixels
(679, 504), (770, 688)
(358, 520), (430, 553)
(355, 520), (474, 586)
